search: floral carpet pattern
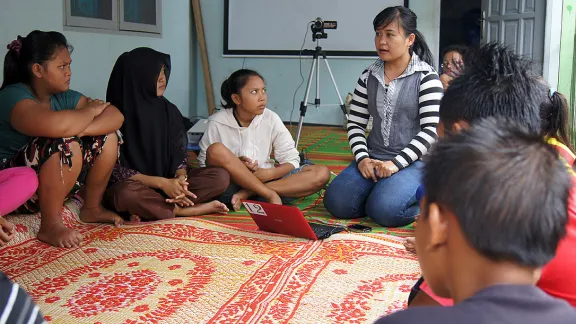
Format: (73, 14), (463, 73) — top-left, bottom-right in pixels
(1, 126), (421, 323)
(1, 200), (420, 323)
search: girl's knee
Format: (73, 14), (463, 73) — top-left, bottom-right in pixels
(310, 165), (330, 187)
(206, 143), (230, 161)
(68, 139), (84, 166)
(324, 184), (364, 219)
(68, 138), (82, 153)
(41, 138), (83, 173)
(366, 200), (417, 227)
(106, 132), (119, 145)
(58, 138), (83, 165)
(101, 132), (120, 155)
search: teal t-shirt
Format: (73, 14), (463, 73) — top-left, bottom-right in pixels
(0, 83), (83, 162)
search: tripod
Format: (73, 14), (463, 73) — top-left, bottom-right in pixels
(294, 43), (347, 148)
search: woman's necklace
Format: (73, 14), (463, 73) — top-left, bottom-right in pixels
(384, 62), (408, 83)
(383, 70), (393, 83)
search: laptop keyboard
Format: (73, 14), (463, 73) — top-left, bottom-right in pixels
(308, 223), (345, 239)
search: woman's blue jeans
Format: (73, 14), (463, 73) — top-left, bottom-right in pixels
(323, 160), (423, 227)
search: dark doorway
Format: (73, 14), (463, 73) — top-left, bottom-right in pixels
(440, 0), (481, 66)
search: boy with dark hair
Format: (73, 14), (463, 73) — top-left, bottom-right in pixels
(438, 42), (546, 135)
(376, 118), (576, 324)
(405, 43), (576, 307)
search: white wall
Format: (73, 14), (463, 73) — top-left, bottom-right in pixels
(412, 0), (441, 67)
(0, 0), (194, 116)
(543, 0), (563, 88)
(194, 0), (441, 125)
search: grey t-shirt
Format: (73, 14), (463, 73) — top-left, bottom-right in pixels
(375, 285), (576, 324)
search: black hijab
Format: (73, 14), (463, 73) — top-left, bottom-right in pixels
(107, 47), (186, 178)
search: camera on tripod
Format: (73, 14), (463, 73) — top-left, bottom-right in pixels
(311, 17), (337, 41)
(294, 18), (346, 148)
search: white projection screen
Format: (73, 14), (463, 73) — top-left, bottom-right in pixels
(224, 0), (409, 57)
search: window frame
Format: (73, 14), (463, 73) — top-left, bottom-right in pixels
(65, 0), (119, 31)
(63, 0), (162, 35)
(119, 0), (162, 34)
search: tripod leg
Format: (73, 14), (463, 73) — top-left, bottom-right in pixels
(295, 57), (318, 148)
(315, 56), (321, 107)
(295, 115), (305, 149)
(323, 58), (348, 117)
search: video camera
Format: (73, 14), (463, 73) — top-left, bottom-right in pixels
(311, 17), (337, 41)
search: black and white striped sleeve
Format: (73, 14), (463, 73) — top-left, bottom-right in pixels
(347, 70), (371, 162)
(0, 273), (45, 324)
(392, 71), (443, 169)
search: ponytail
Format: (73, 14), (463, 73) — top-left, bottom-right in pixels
(220, 69), (264, 109)
(1, 30), (73, 90)
(2, 39), (21, 90)
(411, 30), (434, 67)
(373, 6), (435, 68)
(541, 90), (573, 150)
(220, 78), (235, 109)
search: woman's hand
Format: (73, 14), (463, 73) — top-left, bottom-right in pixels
(440, 74), (453, 90)
(160, 177), (197, 206)
(167, 175), (196, 207)
(374, 160), (399, 178)
(358, 158), (377, 182)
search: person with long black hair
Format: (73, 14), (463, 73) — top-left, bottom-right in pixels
(0, 30), (124, 248)
(324, 6), (443, 227)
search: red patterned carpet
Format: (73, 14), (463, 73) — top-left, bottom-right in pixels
(2, 200), (420, 323)
(0, 126), (421, 323)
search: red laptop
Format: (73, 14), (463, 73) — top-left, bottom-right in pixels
(241, 200), (345, 240)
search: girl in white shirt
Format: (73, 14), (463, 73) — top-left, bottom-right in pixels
(198, 69), (330, 211)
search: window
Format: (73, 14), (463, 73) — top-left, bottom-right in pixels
(66, 0), (118, 30)
(64, 0), (162, 34)
(120, 0), (162, 33)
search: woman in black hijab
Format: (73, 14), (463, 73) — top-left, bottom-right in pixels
(104, 47), (230, 220)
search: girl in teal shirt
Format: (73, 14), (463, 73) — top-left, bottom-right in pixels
(0, 31), (124, 248)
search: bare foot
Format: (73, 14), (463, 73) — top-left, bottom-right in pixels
(209, 201), (230, 214)
(175, 201), (229, 217)
(231, 189), (253, 211)
(80, 206), (124, 227)
(404, 237), (416, 254)
(0, 218), (16, 247)
(263, 190), (282, 206)
(130, 214), (141, 223)
(37, 222), (82, 248)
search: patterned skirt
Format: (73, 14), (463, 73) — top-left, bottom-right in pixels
(0, 132), (121, 213)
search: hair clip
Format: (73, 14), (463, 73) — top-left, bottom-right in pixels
(6, 37), (22, 55)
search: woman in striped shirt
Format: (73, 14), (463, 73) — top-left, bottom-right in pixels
(323, 6), (443, 227)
